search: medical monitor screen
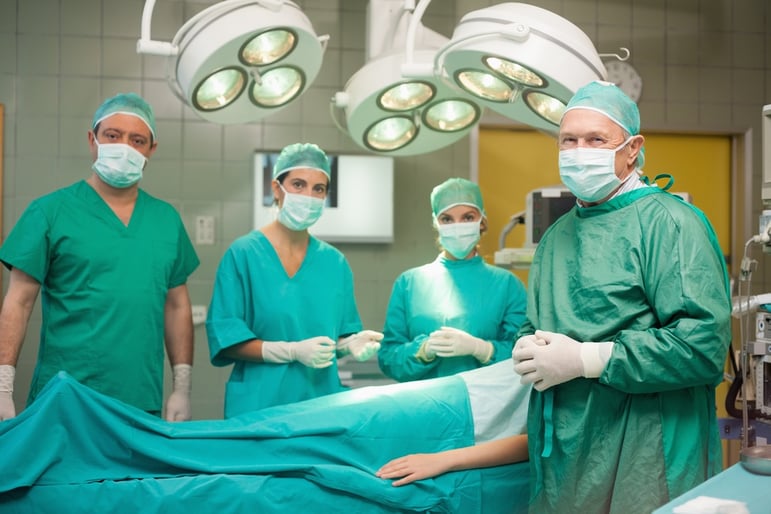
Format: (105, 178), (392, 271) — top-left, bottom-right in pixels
(525, 188), (576, 247)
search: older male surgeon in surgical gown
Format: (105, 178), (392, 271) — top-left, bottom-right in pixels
(512, 81), (731, 514)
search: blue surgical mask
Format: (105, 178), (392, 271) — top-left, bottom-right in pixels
(277, 184), (325, 231)
(558, 136), (634, 203)
(437, 220), (481, 259)
(92, 140), (145, 188)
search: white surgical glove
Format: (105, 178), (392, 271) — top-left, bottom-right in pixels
(0, 365), (16, 421)
(510, 334), (547, 366)
(425, 326), (494, 363)
(261, 337), (336, 369)
(512, 330), (613, 391)
(338, 330), (383, 362)
(164, 363), (192, 422)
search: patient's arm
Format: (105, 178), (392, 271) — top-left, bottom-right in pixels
(375, 434), (528, 486)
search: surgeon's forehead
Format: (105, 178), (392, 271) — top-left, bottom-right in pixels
(283, 167), (329, 184)
(439, 204), (481, 217)
(559, 109), (623, 138)
(97, 113), (153, 138)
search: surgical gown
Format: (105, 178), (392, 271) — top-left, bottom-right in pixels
(206, 231), (362, 417)
(379, 254), (527, 382)
(519, 187), (731, 514)
(0, 180), (199, 412)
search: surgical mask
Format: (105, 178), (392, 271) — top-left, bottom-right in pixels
(437, 220), (481, 259)
(277, 184), (325, 231)
(92, 140), (145, 188)
(558, 136), (634, 203)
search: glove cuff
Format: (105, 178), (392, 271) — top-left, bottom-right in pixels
(172, 364), (192, 394)
(580, 342), (614, 378)
(0, 365), (15, 393)
(472, 341), (494, 364)
(415, 338), (436, 363)
(337, 334), (356, 356)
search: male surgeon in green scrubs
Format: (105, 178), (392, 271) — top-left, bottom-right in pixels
(0, 93), (199, 422)
(512, 81), (731, 514)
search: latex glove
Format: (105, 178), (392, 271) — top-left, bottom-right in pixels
(164, 363), (192, 422)
(262, 337), (336, 368)
(0, 365), (16, 421)
(510, 334), (547, 365)
(513, 330), (613, 391)
(338, 330), (383, 362)
(425, 326), (493, 363)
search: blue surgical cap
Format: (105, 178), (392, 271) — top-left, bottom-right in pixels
(430, 178), (486, 218)
(92, 93), (156, 140)
(273, 143), (331, 181)
(563, 80), (645, 167)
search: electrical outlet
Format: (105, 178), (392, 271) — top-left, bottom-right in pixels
(195, 216), (215, 245)
(191, 305), (207, 326)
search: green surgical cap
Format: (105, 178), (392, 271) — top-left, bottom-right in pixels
(92, 93), (157, 140)
(563, 80), (645, 167)
(430, 178), (485, 218)
(273, 143), (331, 181)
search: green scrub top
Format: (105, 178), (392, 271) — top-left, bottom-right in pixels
(0, 181), (199, 412)
(378, 254), (527, 382)
(206, 231), (362, 418)
(519, 187), (731, 514)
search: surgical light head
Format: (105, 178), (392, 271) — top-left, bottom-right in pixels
(431, 177), (486, 218)
(92, 93), (157, 140)
(273, 142), (331, 181)
(562, 80), (644, 167)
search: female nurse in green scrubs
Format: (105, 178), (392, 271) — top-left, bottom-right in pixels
(206, 143), (382, 418)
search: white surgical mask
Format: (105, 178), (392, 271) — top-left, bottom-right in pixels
(277, 184), (325, 231)
(558, 136), (634, 203)
(437, 220), (481, 259)
(92, 140), (145, 188)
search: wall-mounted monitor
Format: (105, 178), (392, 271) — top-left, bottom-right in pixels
(253, 152), (394, 243)
(525, 187), (577, 247)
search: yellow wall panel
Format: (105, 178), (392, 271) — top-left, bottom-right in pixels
(478, 129), (560, 285)
(643, 133), (731, 260)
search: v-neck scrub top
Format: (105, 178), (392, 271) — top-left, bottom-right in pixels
(206, 231), (362, 418)
(0, 181), (199, 412)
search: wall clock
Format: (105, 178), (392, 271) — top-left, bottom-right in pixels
(605, 60), (643, 103)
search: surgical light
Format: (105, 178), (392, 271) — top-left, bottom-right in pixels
(331, 1), (484, 156)
(437, 2), (607, 134)
(334, 1), (609, 156)
(425, 100), (478, 131)
(380, 82), (434, 111)
(137, 0), (328, 124)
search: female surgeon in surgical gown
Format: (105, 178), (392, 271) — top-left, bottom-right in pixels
(206, 143), (382, 418)
(378, 178), (527, 382)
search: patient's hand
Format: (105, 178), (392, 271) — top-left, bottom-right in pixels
(375, 453), (452, 486)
